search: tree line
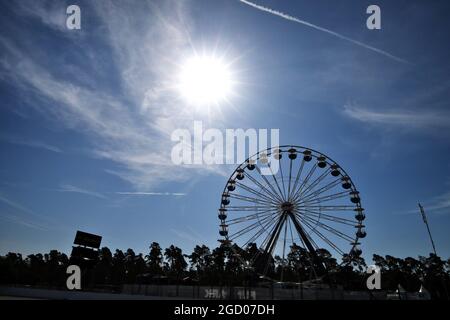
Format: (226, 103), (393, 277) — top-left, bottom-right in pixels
(1, 242), (449, 299)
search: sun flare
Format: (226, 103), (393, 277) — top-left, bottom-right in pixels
(178, 54), (234, 108)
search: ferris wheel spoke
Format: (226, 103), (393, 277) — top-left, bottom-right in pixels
(267, 163), (287, 202)
(226, 207), (278, 220)
(278, 158), (288, 200)
(295, 214), (345, 256)
(259, 215), (284, 252)
(226, 210), (277, 225)
(259, 217), (280, 252)
(318, 223), (355, 242)
(225, 205), (276, 212)
(272, 216), (289, 258)
(294, 226), (311, 254)
(255, 165), (284, 202)
(229, 211), (279, 241)
(300, 178), (342, 203)
(290, 158), (306, 199)
(245, 172), (280, 201)
(300, 208), (357, 226)
(290, 163), (317, 202)
(297, 215), (343, 252)
(235, 181), (279, 204)
(287, 158), (293, 199)
(247, 216), (282, 266)
(299, 219), (344, 256)
(301, 190), (350, 204)
(300, 205), (355, 211)
(280, 217), (289, 281)
(297, 223), (319, 252)
(229, 193), (278, 206)
(248, 168), (284, 202)
(287, 218), (295, 244)
(293, 168), (331, 202)
(296, 210), (355, 243)
(243, 214), (279, 248)
(302, 229), (349, 258)
(261, 214), (287, 257)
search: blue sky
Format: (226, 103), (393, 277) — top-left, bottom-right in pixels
(1, 0), (450, 262)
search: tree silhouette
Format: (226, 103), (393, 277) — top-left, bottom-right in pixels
(124, 249), (137, 283)
(164, 245), (187, 283)
(94, 247), (113, 285)
(287, 244), (313, 282)
(1, 243), (449, 299)
(187, 245), (211, 282)
(111, 249), (125, 285)
(146, 242), (163, 276)
(419, 253), (449, 299)
(25, 253), (45, 284)
(207, 244), (226, 285)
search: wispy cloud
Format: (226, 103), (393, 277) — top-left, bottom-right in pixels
(416, 183), (450, 215)
(401, 178), (450, 216)
(0, 135), (62, 153)
(343, 104), (450, 129)
(0, 194), (38, 216)
(0, 212), (48, 231)
(239, 0), (409, 64)
(12, 1), (68, 32)
(170, 227), (203, 246)
(0, 1), (227, 190)
(57, 184), (106, 199)
(423, 192), (450, 213)
(0, 194), (49, 231)
(115, 192), (186, 196)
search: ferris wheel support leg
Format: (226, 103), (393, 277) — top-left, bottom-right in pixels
(287, 212), (326, 275)
(262, 215), (286, 257)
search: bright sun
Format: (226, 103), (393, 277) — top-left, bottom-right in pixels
(178, 54), (233, 107)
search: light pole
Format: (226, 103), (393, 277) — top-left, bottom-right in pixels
(418, 203), (448, 300)
(418, 203), (437, 255)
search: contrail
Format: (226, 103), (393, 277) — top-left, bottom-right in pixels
(239, 0), (409, 64)
(115, 192), (186, 196)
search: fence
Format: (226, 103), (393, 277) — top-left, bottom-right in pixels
(121, 284), (390, 300)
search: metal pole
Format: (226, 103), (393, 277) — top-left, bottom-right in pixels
(418, 203), (437, 255)
(418, 203), (448, 300)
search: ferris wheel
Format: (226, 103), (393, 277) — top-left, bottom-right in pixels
(218, 145), (366, 278)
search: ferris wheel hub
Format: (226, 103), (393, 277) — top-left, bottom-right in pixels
(280, 201), (295, 213)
